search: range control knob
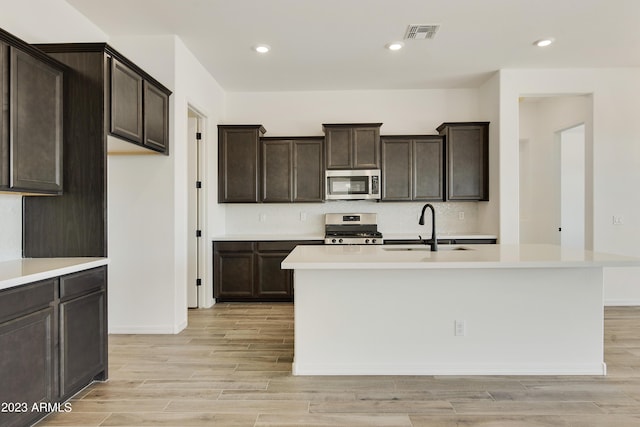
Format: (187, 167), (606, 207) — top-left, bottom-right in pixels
(338, 238), (343, 244)
(372, 239), (377, 244)
(331, 239), (337, 244)
(365, 239), (370, 244)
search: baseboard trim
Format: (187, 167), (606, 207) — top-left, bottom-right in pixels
(605, 300), (640, 306)
(292, 362), (607, 376)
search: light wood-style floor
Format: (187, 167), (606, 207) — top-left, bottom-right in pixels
(37, 304), (640, 426)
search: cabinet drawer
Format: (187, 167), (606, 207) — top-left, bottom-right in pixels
(256, 240), (321, 252)
(60, 267), (106, 301)
(0, 278), (56, 324)
(214, 241), (254, 252)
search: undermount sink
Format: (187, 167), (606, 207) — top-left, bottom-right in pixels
(383, 246), (473, 252)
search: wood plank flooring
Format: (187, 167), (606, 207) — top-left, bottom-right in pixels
(37, 305), (640, 426)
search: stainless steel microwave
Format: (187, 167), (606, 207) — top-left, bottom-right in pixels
(325, 169), (381, 200)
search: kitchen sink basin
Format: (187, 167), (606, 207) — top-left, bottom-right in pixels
(383, 246), (473, 252)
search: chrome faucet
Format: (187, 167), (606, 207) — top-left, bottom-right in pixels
(418, 203), (438, 252)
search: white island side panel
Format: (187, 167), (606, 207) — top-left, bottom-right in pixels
(293, 267), (604, 376)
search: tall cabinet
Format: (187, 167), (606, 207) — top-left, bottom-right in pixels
(23, 43), (171, 258)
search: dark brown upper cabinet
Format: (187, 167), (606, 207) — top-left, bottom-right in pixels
(110, 58), (143, 144)
(109, 57), (170, 154)
(262, 137), (323, 203)
(381, 135), (444, 201)
(437, 122), (489, 201)
(218, 125), (265, 203)
(143, 81), (169, 152)
(323, 123), (382, 169)
(0, 30), (64, 195)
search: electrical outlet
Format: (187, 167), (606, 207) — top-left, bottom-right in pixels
(300, 211), (307, 221)
(458, 211), (465, 221)
(455, 320), (466, 336)
(613, 215), (624, 225)
(259, 213), (267, 222)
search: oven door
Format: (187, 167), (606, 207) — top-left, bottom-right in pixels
(325, 170), (380, 200)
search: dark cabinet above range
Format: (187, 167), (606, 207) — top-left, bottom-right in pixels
(0, 28), (64, 195)
(323, 123), (382, 169)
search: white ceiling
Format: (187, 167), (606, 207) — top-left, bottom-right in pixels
(66, 0), (640, 92)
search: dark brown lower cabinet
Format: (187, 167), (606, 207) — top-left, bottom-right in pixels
(214, 240), (321, 302)
(0, 307), (55, 427)
(0, 266), (107, 427)
(60, 291), (106, 398)
(214, 242), (255, 299)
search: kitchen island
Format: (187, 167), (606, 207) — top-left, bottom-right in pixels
(281, 244), (640, 376)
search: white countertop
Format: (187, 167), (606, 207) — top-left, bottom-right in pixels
(0, 258), (110, 291)
(212, 234), (324, 241)
(383, 233), (497, 241)
(212, 233), (497, 241)
(281, 244), (640, 270)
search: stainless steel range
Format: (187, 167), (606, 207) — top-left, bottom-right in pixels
(324, 213), (383, 245)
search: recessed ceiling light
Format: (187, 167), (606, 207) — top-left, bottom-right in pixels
(534, 38), (555, 47)
(385, 41), (404, 51)
(253, 44), (270, 53)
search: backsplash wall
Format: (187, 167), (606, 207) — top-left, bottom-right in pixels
(223, 201), (480, 237)
(0, 195), (22, 261)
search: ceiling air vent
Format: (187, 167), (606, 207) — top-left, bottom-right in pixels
(404, 24), (439, 40)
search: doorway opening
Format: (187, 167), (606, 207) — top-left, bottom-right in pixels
(187, 108), (205, 308)
(518, 95), (591, 249)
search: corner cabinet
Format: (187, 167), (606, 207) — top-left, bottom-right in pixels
(437, 122), (489, 201)
(0, 29), (64, 195)
(23, 43), (172, 258)
(262, 137), (323, 202)
(0, 266), (107, 427)
(213, 240), (322, 301)
(323, 123), (382, 169)
(381, 135), (444, 201)
(110, 57), (170, 153)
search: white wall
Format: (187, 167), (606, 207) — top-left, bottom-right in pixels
(499, 69), (640, 304)
(0, 195), (22, 261)
(174, 38), (226, 310)
(477, 73), (501, 238)
(224, 89), (495, 237)
(0, 0), (107, 261)
(107, 36), (226, 332)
